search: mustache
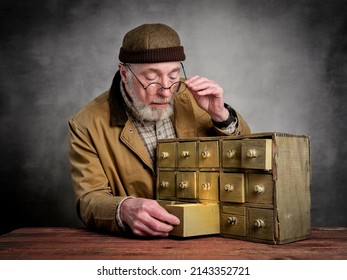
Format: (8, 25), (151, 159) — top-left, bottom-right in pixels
(151, 97), (172, 104)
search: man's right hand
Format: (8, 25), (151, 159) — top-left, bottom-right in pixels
(119, 197), (180, 237)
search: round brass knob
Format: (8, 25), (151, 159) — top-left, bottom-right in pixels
(181, 151), (190, 158)
(227, 217), (237, 225)
(254, 219), (265, 228)
(226, 149), (236, 159)
(201, 151), (210, 159)
(247, 149), (257, 158)
(160, 181), (169, 188)
(201, 182), (211, 191)
(224, 184), (234, 192)
(254, 184), (265, 194)
(179, 181), (189, 189)
(161, 152), (169, 159)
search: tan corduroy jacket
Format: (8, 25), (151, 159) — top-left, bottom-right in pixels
(68, 71), (251, 234)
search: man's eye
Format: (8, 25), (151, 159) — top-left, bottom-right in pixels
(169, 71), (180, 80)
(145, 76), (157, 81)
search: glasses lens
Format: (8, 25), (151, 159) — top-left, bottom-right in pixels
(146, 83), (162, 96)
(145, 82), (187, 95)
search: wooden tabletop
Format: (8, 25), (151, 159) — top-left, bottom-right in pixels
(0, 227), (346, 260)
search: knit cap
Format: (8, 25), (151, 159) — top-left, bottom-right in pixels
(119, 23), (186, 63)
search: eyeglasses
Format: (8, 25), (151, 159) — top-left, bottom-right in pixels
(124, 62), (187, 96)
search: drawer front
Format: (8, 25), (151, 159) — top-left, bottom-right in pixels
(198, 141), (219, 168)
(157, 142), (176, 168)
(247, 174), (274, 204)
(198, 172), (219, 201)
(219, 173), (245, 203)
(241, 139), (272, 170)
(221, 205), (246, 237)
(221, 140), (242, 168)
(178, 142), (197, 168)
(248, 208), (274, 241)
(157, 171), (176, 200)
(176, 172), (197, 200)
(165, 203), (220, 237)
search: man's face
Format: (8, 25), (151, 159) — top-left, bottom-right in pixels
(119, 62), (181, 121)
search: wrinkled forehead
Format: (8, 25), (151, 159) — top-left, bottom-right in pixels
(130, 62), (182, 74)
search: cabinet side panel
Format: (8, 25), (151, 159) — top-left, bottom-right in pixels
(274, 136), (311, 242)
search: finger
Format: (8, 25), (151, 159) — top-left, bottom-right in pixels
(184, 75), (202, 84)
(185, 76), (211, 89)
(133, 214), (174, 237)
(192, 87), (223, 98)
(133, 225), (170, 237)
(132, 224), (170, 237)
(146, 201), (180, 226)
(186, 79), (221, 94)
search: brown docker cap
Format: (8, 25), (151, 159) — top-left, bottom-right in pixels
(119, 23), (186, 63)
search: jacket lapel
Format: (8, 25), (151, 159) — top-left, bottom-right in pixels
(120, 121), (154, 173)
(109, 71), (154, 173)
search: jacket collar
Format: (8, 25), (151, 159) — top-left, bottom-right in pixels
(109, 71), (177, 128)
(109, 71), (128, 127)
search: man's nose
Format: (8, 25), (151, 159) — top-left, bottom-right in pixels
(158, 86), (173, 97)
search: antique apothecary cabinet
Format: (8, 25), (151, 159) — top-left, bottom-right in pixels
(157, 132), (311, 244)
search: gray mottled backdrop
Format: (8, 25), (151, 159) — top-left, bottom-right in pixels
(1, 0), (346, 234)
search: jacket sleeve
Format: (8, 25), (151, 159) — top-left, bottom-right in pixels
(68, 117), (126, 234)
(235, 111), (251, 135)
(214, 110), (251, 136)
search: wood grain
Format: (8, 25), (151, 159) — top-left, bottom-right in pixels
(0, 227), (346, 260)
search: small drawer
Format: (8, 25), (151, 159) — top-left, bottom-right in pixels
(176, 172), (197, 200)
(198, 141), (219, 168)
(198, 172), (219, 201)
(157, 171), (176, 200)
(247, 174), (274, 204)
(177, 141), (197, 168)
(219, 173), (245, 203)
(221, 140), (242, 168)
(241, 139), (272, 170)
(157, 142), (176, 168)
(221, 205), (246, 237)
(248, 208), (274, 241)
(164, 202), (220, 237)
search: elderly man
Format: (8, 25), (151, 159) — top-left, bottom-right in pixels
(68, 23), (251, 237)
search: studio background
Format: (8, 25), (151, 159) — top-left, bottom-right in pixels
(1, 0), (346, 235)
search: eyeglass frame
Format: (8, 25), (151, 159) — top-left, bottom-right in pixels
(122, 62), (187, 96)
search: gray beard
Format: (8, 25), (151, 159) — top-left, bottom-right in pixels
(126, 80), (174, 122)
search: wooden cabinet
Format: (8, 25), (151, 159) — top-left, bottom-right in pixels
(156, 132), (311, 244)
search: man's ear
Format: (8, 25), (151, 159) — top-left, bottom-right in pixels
(118, 64), (128, 83)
